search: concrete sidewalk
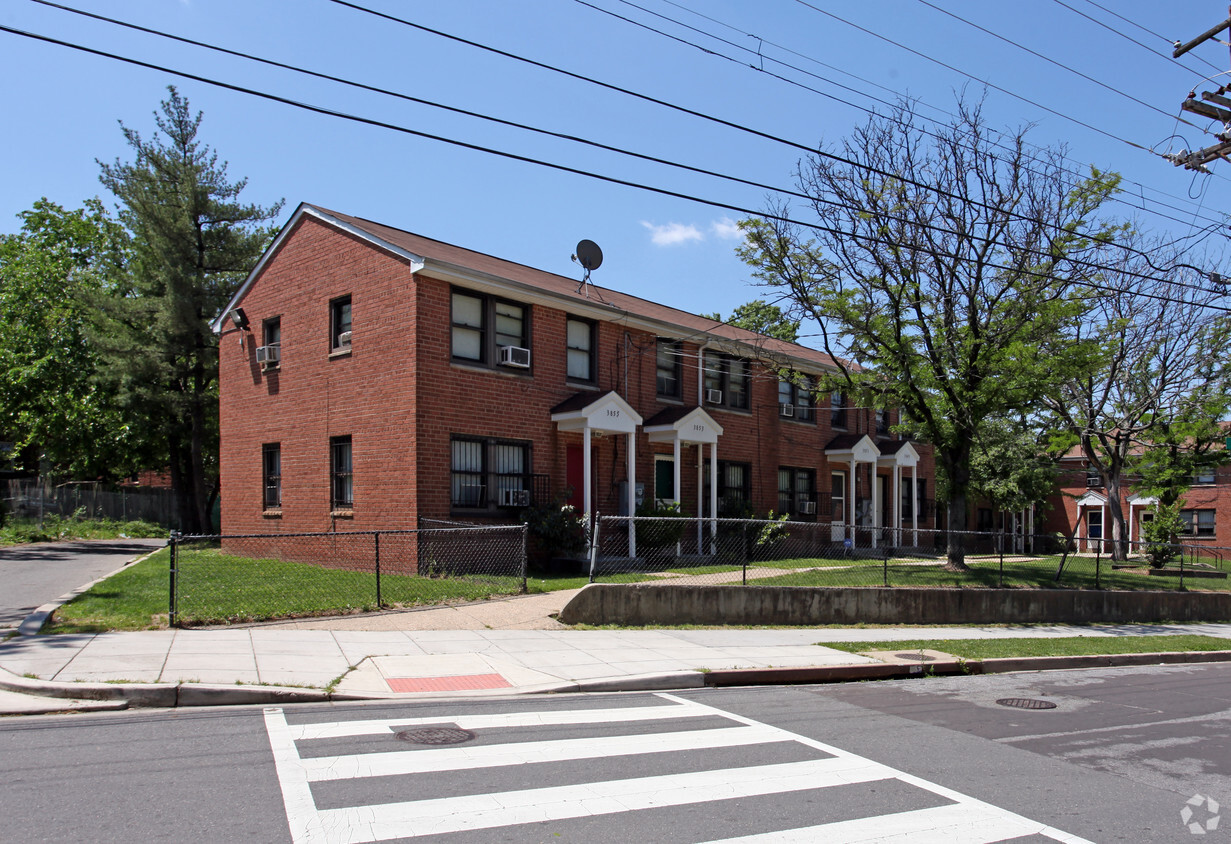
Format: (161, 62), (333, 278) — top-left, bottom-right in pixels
(4, 552), (1231, 713)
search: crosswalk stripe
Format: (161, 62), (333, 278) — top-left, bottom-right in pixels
(290, 701), (713, 741)
(315, 757), (894, 844)
(300, 723), (794, 781)
(696, 802), (1054, 843)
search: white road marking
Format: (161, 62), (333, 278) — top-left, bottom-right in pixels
(289, 700), (712, 740)
(300, 724), (791, 781)
(264, 695), (1096, 844)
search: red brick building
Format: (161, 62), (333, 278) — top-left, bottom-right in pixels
(213, 204), (936, 544)
(1042, 450), (1229, 551)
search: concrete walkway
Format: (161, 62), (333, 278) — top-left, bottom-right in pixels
(4, 545), (1231, 713)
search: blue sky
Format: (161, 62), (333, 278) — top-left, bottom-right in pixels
(3, 0), (1230, 338)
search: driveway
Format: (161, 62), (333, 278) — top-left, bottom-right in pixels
(0, 539), (164, 630)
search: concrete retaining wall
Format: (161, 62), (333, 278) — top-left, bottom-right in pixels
(558, 584), (1231, 626)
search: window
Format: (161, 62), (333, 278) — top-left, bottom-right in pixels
(778, 377), (815, 422)
(1195, 467), (1216, 484)
(262, 443), (281, 510)
(778, 467), (816, 517)
(262, 317), (281, 367)
(875, 408), (889, 436)
(703, 353), (750, 410)
(330, 436), (352, 510)
(451, 289), (529, 367)
(703, 461), (751, 516)
(656, 339), (682, 398)
(830, 392), (847, 428)
(1181, 509), (1216, 536)
(450, 436), (531, 509)
(330, 296), (352, 351)
(1086, 466), (1102, 488)
(566, 318), (596, 383)
(977, 508), (993, 532)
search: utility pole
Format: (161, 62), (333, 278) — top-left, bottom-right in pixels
(1165, 6), (1231, 172)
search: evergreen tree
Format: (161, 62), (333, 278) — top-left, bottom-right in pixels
(97, 87), (281, 533)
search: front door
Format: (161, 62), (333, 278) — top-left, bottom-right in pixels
(654, 456), (675, 506)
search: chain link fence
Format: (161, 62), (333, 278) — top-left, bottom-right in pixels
(169, 525), (526, 626)
(589, 516), (1231, 591)
(4, 478), (180, 528)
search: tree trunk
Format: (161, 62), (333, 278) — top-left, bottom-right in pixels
(941, 444), (971, 572)
(1104, 474), (1128, 562)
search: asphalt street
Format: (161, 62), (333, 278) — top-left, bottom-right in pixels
(0, 538), (163, 630)
(3, 662), (1228, 842)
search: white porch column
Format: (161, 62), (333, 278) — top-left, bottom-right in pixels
(627, 431), (636, 559)
(709, 443), (718, 554)
(1100, 503), (1106, 553)
(849, 456), (856, 541)
(696, 443), (703, 553)
(673, 437), (682, 555)
(583, 427), (592, 519)
(911, 463), (918, 547)
(892, 465), (902, 547)
(1128, 500), (1136, 545)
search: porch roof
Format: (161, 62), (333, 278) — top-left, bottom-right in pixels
(550, 391), (642, 434)
(644, 406), (723, 444)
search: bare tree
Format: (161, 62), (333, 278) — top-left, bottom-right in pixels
(739, 97), (1121, 569)
(1042, 247), (1231, 560)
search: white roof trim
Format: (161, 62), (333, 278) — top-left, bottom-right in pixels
(825, 434), (881, 463)
(551, 391), (643, 434)
(644, 407), (724, 444)
(210, 203), (425, 333)
(876, 441), (920, 468)
(1127, 493), (1159, 505)
(1076, 491), (1108, 506)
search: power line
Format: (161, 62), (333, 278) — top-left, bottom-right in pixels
(1076, 0), (1227, 75)
(328, 0), (1228, 283)
(1051, 0), (1217, 77)
(3, 21), (1225, 313)
(574, 0), (1228, 235)
(915, 0), (1201, 128)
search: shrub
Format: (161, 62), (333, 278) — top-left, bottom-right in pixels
(1142, 502), (1186, 569)
(635, 500), (687, 550)
(523, 493), (588, 562)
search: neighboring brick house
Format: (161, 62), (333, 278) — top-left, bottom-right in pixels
(1042, 448), (1229, 551)
(212, 204), (936, 546)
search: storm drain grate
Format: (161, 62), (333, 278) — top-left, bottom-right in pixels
(395, 727), (476, 745)
(996, 698), (1057, 710)
(894, 652), (937, 662)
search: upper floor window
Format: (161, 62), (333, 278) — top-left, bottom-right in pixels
(1086, 466), (1102, 488)
(875, 408), (889, 436)
(451, 289), (529, 369)
(778, 377), (815, 422)
(566, 318), (596, 383)
(262, 443), (281, 510)
(450, 436), (531, 510)
(330, 296), (352, 352)
(656, 339), (682, 399)
(703, 353), (750, 410)
(261, 317), (282, 369)
(830, 392), (847, 428)
(330, 436), (353, 510)
(1195, 467), (1216, 485)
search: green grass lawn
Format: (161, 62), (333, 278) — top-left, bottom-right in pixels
(821, 634), (1231, 659)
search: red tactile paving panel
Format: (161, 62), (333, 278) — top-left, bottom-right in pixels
(386, 674), (512, 692)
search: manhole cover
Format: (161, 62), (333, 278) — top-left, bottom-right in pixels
(894, 652), (936, 662)
(395, 727), (476, 745)
(996, 698), (1057, 710)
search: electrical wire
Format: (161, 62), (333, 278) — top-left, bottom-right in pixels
(1077, 0), (1227, 75)
(1050, 0), (1216, 77)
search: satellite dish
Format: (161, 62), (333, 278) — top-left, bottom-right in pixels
(575, 240), (603, 271)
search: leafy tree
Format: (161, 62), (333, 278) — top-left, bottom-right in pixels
(0, 198), (134, 478)
(969, 415), (1057, 521)
(96, 87), (281, 533)
(701, 299), (800, 342)
(1041, 247), (1231, 560)
(737, 97), (1121, 569)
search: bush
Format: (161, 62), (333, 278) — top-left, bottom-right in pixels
(635, 500), (688, 550)
(1142, 503), (1186, 569)
(523, 493), (588, 563)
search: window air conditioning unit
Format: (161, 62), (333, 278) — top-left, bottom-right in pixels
(500, 489), (531, 507)
(338, 331), (352, 346)
(255, 345), (280, 366)
(498, 345), (531, 368)
(799, 501), (817, 515)
(779, 403), (795, 418)
(706, 389), (723, 404)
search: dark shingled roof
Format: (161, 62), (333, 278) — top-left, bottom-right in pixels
(643, 406), (702, 427)
(550, 391), (617, 416)
(825, 434), (868, 451)
(311, 205), (847, 371)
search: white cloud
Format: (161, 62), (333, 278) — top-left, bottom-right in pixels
(641, 220), (704, 246)
(710, 217), (743, 240)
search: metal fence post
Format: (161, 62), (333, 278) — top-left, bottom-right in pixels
(1180, 550), (1185, 590)
(588, 514), (601, 583)
(742, 522), (749, 586)
(882, 545), (889, 587)
(374, 531), (382, 608)
(168, 531), (179, 628)
(519, 524), (528, 593)
(1095, 543), (1101, 590)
